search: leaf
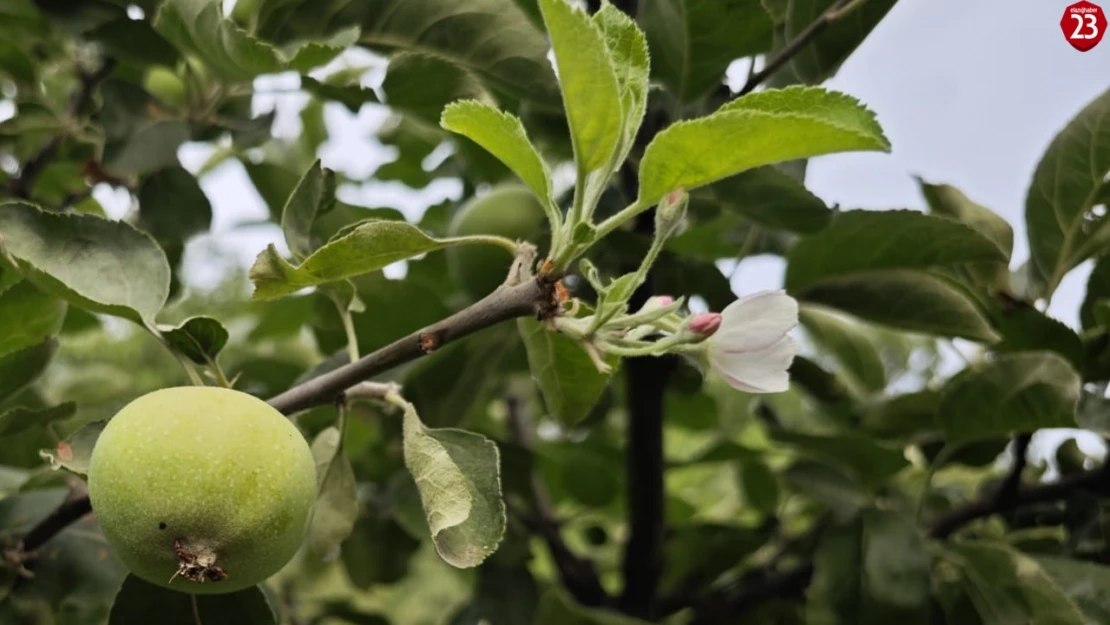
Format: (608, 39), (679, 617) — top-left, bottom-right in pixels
(772, 431), (907, 488)
(937, 352), (1080, 442)
(280, 160), (336, 260)
(1036, 556), (1110, 623)
(709, 165), (832, 233)
(40, 421), (106, 476)
(249, 220), (456, 300)
(538, 0), (623, 174)
(798, 270), (999, 342)
(400, 397), (506, 568)
(85, 18), (180, 67)
(341, 515), (421, 588)
(308, 426), (358, 557)
(357, 0), (559, 104)
(638, 0), (772, 102)
(948, 542), (1085, 625)
(1025, 88), (1110, 293)
(109, 575), (276, 624)
(638, 86), (890, 206)
(0, 402), (75, 437)
(592, 4), (649, 169)
(98, 79), (189, 177)
(383, 52), (492, 125)
(158, 316), (229, 365)
(0, 202), (171, 325)
(0, 279), (66, 358)
(918, 178), (1012, 258)
(0, 338), (56, 404)
(786, 210), (1007, 290)
(287, 25), (359, 72)
(1081, 257), (1110, 330)
(441, 101), (553, 203)
(154, 0), (284, 81)
(993, 302), (1083, 370)
(517, 317), (617, 426)
(137, 166), (213, 243)
(783, 460), (871, 517)
(862, 509), (931, 611)
(300, 75), (379, 113)
(799, 304), (885, 392)
(781, 0), (899, 84)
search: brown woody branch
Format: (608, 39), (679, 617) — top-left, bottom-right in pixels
(13, 276), (557, 556)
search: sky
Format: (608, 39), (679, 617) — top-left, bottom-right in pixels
(91, 0), (1110, 459)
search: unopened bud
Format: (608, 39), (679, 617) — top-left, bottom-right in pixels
(688, 312), (722, 336)
(655, 295), (675, 306)
(654, 188), (688, 239)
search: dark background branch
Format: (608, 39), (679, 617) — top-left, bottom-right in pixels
(507, 396), (611, 607)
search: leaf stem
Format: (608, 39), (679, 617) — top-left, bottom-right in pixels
(594, 198), (649, 241)
(190, 594), (204, 625)
(336, 300), (360, 364)
(204, 354), (233, 388)
(442, 234), (521, 256)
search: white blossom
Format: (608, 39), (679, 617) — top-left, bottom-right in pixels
(707, 290), (798, 393)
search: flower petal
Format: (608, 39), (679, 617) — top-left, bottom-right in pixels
(716, 291), (799, 352)
(710, 335), (797, 393)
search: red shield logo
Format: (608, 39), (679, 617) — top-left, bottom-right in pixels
(1061, 1), (1107, 52)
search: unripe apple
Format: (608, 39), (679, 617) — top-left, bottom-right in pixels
(447, 184), (548, 299)
(87, 387), (316, 594)
(143, 66), (187, 109)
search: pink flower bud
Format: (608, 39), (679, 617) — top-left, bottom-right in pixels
(655, 295), (675, 306)
(689, 312), (722, 336)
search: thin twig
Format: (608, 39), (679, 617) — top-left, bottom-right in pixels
(506, 395), (612, 607)
(7, 59), (116, 198)
(734, 0), (868, 98)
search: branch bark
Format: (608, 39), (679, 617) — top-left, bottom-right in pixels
(734, 0), (867, 98)
(15, 276), (557, 554)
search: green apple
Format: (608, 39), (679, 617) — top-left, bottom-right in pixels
(143, 66), (187, 109)
(87, 387), (316, 594)
(447, 184), (548, 299)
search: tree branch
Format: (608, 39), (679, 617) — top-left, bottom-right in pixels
(15, 276), (557, 555)
(267, 277), (554, 414)
(7, 58), (116, 199)
(734, 0), (866, 98)
(507, 395), (612, 607)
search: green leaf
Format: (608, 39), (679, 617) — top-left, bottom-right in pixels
(137, 166), (213, 244)
(786, 210), (1008, 291)
(384, 52), (492, 125)
(947, 542), (1084, 625)
(40, 421), (105, 476)
(287, 25), (359, 72)
(592, 4), (649, 168)
(1081, 257), (1110, 330)
(993, 302), (1083, 370)
(400, 396), (506, 568)
(342, 515), (421, 588)
(109, 575), (276, 624)
(280, 160), (336, 260)
(154, 0), (284, 81)
(538, 0), (623, 174)
(300, 75), (379, 113)
(0, 402), (75, 437)
(308, 426), (359, 557)
(862, 509), (931, 612)
(517, 317), (617, 426)
(358, 0), (559, 104)
(1025, 88), (1110, 293)
(937, 352), (1080, 442)
(0, 338), (56, 404)
(0, 279), (66, 358)
(638, 86), (889, 206)
(783, 460), (871, 517)
(772, 431), (908, 488)
(249, 221), (458, 300)
(1036, 556), (1110, 623)
(799, 304), (885, 392)
(918, 178), (1012, 258)
(86, 18), (180, 67)
(709, 165), (832, 233)
(0, 202), (171, 325)
(798, 270), (999, 342)
(441, 101), (553, 203)
(158, 316), (229, 365)
(638, 0), (772, 102)
(781, 0), (899, 84)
